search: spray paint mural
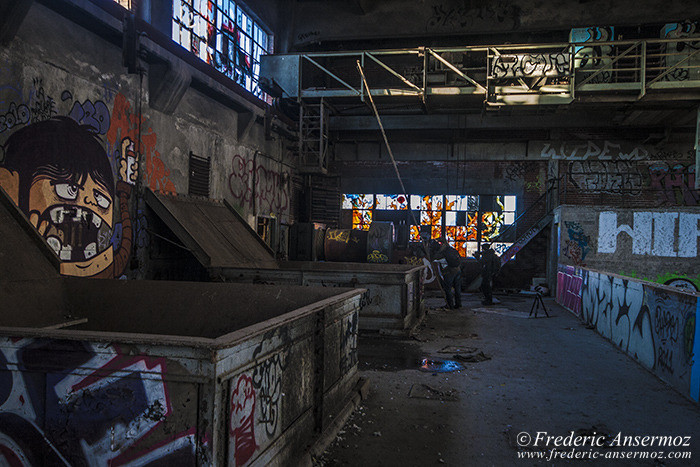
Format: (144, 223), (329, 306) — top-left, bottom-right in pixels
(597, 211), (700, 258)
(0, 81), (176, 278)
(563, 221), (591, 266)
(648, 162), (699, 206)
(228, 153), (290, 216)
(0, 338), (199, 465)
(557, 266), (700, 402)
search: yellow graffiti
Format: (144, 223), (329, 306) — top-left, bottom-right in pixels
(327, 229), (350, 243)
(367, 249), (389, 263)
(404, 255), (423, 266)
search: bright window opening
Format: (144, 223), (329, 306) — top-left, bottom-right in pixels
(172, 0), (273, 102)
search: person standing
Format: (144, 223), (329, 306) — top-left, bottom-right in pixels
(431, 239), (463, 309)
(475, 243), (500, 305)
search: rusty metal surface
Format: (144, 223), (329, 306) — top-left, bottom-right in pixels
(145, 190), (277, 269)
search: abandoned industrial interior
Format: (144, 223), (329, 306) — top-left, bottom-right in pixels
(1, 0), (700, 464)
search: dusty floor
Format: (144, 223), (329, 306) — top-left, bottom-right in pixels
(318, 293), (700, 466)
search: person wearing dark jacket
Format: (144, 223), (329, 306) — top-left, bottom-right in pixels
(431, 239), (463, 309)
(475, 243), (500, 305)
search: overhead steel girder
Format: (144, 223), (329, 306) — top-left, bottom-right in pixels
(261, 36), (700, 107)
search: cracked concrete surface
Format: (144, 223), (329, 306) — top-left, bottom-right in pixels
(318, 293), (700, 466)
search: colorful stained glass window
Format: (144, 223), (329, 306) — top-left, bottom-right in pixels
(410, 225), (421, 242)
(466, 212), (479, 240)
(445, 195), (478, 211)
(352, 210), (372, 230)
(481, 212), (506, 242)
(445, 226), (468, 242)
(342, 194), (374, 210)
(496, 195), (516, 225)
(417, 195), (443, 211)
(376, 194), (409, 210)
(421, 210), (443, 226)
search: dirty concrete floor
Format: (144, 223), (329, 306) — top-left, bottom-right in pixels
(318, 293), (700, 466)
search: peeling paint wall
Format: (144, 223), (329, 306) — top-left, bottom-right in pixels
(556, 265), (700, 403)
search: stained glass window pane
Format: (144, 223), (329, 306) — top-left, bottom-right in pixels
(352, 210), (372, 230)
(421, 210), (442, 225)
(376, 194), (408, 210)
(445, 211), (457, 226)
(445, 195), (478, 211)
(410, 225), (421, 242)
(467, 212), (479, 240)
(431, 226), (442, 239)
(481, 212), (505, 241)
(449, 241), (466, 257)
(420, 195), (443, 211)
(504, 195), (516, 212)
(342, 194), (374, 210)
(504, 212), (515, 225)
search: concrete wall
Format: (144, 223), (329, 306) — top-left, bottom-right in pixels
(557, 205), (700, 291)
(0, 1), (295, 279)
(286, 0), (700, 49)
(556, 265), (700, 403)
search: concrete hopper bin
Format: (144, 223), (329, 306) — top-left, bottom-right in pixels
(145, 191), (426, 334)
(0, 278), (363, 465)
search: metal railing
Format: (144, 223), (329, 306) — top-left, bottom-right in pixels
(276, 36), (700, 105)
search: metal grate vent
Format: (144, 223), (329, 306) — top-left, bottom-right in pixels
(188, 152), (210, 197)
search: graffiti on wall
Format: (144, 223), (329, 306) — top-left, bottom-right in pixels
(426, 1), (520, 31)
(561, 267), (699, 400)
(538, 141), (649, 161)
(569, 160), (643, 195)
(0, 338), (198, 465)
(662, 21), (700, 81)
(557, 265), (583, 316)
(581, 271), (655, 368)
(228, 154), (289, 215)
(648, 162), (699, 206)
(229, 330), (290, 466)
(230, 374), (258, 466)
(367, 222), (393, 263)
(491, 52), (569, 79)
(571, 27), (615, 83)
(563, 221), (591, 266)
(597, 211), (700, 257)
(0, 80), (176, 278)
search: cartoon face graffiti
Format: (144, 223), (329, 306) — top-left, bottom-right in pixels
(0, 117), (137, 277)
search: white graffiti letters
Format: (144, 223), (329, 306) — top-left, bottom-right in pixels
(597, 211), (700, 257)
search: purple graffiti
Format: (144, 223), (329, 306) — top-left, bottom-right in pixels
(649, 162), (699, 206)
(69, 99), (111, 135)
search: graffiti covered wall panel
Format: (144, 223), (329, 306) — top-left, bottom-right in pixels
(556, 266), (700, 402)
(0, 70), (176, 278)
(0, 338), (200, 465)
(558, 205), (700, 292)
